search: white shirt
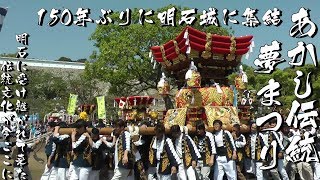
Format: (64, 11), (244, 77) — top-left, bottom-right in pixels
(260, 132), (269, 144)
(214, 130), (224, 147)
(114, 131), (130, 169)
(235, 134), (246, 149)
(206, 131), (217, 154)
(114, 137), (119, 169)
(133, 136), (144, 161)
(174, 134), (183, 159)
(156, 139), (163, 160)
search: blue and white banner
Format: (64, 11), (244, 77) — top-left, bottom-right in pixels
(0, 7), (8, 32)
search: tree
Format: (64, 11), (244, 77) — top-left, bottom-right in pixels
(65, 72), (105, 104)
(0, 52), (18, 58)
(57, 57), (72, 62)
(27, 70), (67, 100)
(76, 58), (87, 63)
(87, 5), (231, 97)
(25, 69), (69, 119)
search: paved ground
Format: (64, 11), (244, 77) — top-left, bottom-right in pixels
(0, 145), (46, 179)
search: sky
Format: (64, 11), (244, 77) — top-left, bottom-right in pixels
(0, 0), (319, 68)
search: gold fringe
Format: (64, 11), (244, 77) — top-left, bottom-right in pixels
(201, 33), (212, 59)
(227, 36), (236, 61)
(224, 133), (233, 159)
(269, 133), (273, 158)
(149, 138), (155, 166)
(256, 135), (261, 161)
(161, 152), (169, 172)
(160, 45), (171, 67)
(184, 139), (192, 167)
(173, 40), (186, 62)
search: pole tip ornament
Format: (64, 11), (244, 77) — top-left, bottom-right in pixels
(185, 61), (201, 88)
(157, 72), (170, 95)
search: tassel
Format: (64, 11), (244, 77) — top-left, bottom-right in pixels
(191, 93), (195, 104)
(245, 53), (249, 60)
(185, 69), (192, 80)
(185, 38), (189, 46)
(184, 126), (188, 135)
(184, 29), (191, 54)
(134, 98), (137, 106)
(128, 125), (133, 134)
(239, 65), (243, 73)
(233, 87), (238, 107)
(177, 88), (183, 97)
(153, 61), (156, 69)
(114, 100), (116, 107)
(242, 72), (248, 83)
(250, 43), (254, 53)
(190, 61), (197, 70)
(180, 126), (184, 133)
(149, 51), (152, 58)
(186, 46), (191, 54)
(183, 29), (188, 39)
(153, 98), (156, 106)
(150, 56), (154, 63)
(134, 126), (139, 135)
(245, 39), (254, 60)
(215, 83), (223, 93)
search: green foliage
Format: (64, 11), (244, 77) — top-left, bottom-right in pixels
(57, 57), (72, 62)
(0, 52), (17, 58)
(28, 70), (68, 100)
(65, 72), (103, 104)
(27, 70), (70, 119)
(228, 62), (320, 109)
(87, 5), (230, 96)
(76, 58), (87, 63)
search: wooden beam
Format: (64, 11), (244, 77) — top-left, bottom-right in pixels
(58, 125), (250, 135)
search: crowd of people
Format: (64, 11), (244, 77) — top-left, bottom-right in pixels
(7, 117), (320, 180)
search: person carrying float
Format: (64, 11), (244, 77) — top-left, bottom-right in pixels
(212, 119), (237, 180)
(89, 128), (116, 180)
(170, 124), (201, 180)
(40, 121), (57, 180)
(148, 123), (181, 180)
(193, 121), (216, 180)
(244, 122), (267, 180)
(111, 120), (133, 180)
(51, 122), (72, 180)
(232, 123), (246, 180)
(265, 119), (289, 180)
(70, 119), (93, 180)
